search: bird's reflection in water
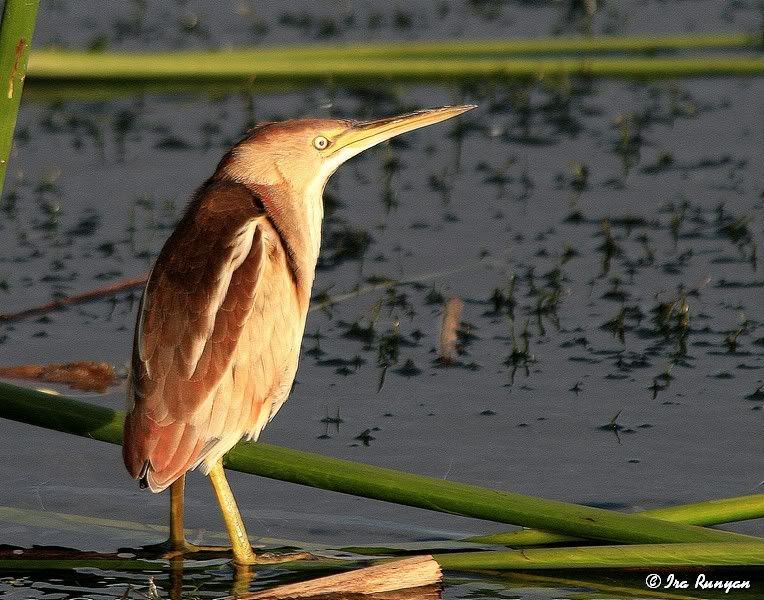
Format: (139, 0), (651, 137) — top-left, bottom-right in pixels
(168, 560), (184, 600)
(165, 558), (253, 599)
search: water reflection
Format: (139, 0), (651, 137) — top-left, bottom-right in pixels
(1, 544), (444, 599)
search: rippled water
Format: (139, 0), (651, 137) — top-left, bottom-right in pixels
(1, 0), (762, 597)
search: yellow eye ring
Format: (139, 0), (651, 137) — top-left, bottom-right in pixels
(313, 136), (329, 150)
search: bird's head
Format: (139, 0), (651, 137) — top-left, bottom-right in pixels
(220, 105), (476, 274)
(224, 104), (475, 190)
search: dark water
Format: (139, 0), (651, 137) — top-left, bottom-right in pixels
(1, 0), (763, 598)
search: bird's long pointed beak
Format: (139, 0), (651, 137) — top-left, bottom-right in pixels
(329, 105), (476, 157)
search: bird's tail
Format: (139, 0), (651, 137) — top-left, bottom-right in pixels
(123, 410), (205, 492)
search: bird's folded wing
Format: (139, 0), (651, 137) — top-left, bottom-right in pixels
(130, 180), (267, 425)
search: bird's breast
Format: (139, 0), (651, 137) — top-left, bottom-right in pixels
(217, 221), (310, 439)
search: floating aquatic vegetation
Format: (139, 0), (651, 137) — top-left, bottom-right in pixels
(504, 319), (536, 380)
(316, 355), (365, 376)
(353, 428), (377, 446)
(66, 209), (100, 237)
(394, 358), (421, 378)
(484, 275), (516, 318)
(641, 154), (738, 175)
(717, 215), (753, 248)
(377, 319), (401, 392)
(723, 323), (747, 353)
(597, 410), (633, 441)
(602, 307), (626, 343)
(596, 220), (622, 275)
(320, 225), (373, 268)
(651, 292), (690, 338)
(341, 319), (377, 348)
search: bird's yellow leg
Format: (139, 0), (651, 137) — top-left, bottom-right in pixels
(155, 466), (307, 565)
(169, 474), (187, 549)
(154, 474), (230, 559)
(208, 461), (258, 565)
(152, 475), (198, 557)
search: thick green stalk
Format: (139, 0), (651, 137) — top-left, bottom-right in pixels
(434, 542), (764, 570)
(26, 52), (764, 82)
(222, 444), (757, 545)
(198, 33), (762, 58)
(467, 494), (764, 546)
(0, 381), (758, 546)
(29, 33), (763, 71)
(0, 0), (41, 195)
(26, 32), (762, 70)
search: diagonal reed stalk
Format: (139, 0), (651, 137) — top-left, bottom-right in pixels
(0, 380), (760, 549)
(0, 0), (41, 195)
(433, 542), (764, 570)
(467, 494), (764, 546)
(26, 51), (764, 82)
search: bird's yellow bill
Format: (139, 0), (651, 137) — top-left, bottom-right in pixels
(330, 105), (476, 155)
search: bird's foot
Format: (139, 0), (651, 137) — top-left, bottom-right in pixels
(163, 540), (233, 560)
(141, 540), (317, 564)
(230, 549), (317, 567)
(251, 550), (317, 564)
(140, 539), (232, 560)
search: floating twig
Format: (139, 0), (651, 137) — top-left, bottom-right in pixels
(0, 361), (117, 392)
(242, 555), (441, 599)
(438, 297), (464, 365)
(0, 275), (147, 322)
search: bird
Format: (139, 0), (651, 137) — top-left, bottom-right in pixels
(123, 105), (475, 565)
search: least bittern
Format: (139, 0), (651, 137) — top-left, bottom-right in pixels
(123, 105), (475, 565)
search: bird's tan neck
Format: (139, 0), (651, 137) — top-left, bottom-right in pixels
(240, 181), (321, 310)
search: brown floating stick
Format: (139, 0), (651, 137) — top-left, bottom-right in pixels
(0, 361), (117, 392)
(0, 274), (148, 322)
(243, 555), (442, 599)
(438, 297), (464, 365)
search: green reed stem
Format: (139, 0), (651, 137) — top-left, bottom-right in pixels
(467, 494), (764, 546)
(0, 0), (41, 195)
(26, 51), (764, 83)
(434, 541), (764, 570)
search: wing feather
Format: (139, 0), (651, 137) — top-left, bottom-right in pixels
(123, 180), (266, 488)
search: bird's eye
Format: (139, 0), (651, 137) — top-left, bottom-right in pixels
(313, 136), (329, 150)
